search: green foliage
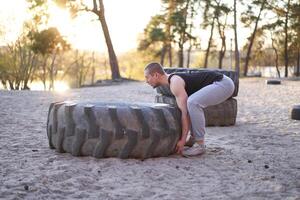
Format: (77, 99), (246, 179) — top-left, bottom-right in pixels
(29, 27), (70, 56)
(0, 34), (39, 90)
(138, 14), (166, 59)
(288, 2), (300, 67)
(139, 0), (199, 67)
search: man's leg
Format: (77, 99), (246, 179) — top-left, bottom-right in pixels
(183, 76), (234, 156)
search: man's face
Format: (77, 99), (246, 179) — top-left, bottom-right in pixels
(144, 70), (160, 88)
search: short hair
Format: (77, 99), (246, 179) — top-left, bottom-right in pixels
(144, 62), (165, 75)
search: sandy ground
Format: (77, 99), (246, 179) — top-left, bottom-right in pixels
(0, 78), (299, 200)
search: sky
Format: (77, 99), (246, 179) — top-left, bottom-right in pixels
(0, 0), (251, 54)
(0, 0), (161, 53)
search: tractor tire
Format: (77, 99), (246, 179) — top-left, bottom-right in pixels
(156, 68), (239, 98)
(291, 105), (300, 120)
(155, 95), (237, 126)
(47, 101), (182, 159)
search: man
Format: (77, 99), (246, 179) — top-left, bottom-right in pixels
(144, 62), (235, 157)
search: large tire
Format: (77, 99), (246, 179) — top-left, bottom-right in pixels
(155, 95), (237, 126)
(156, 68), (239, 98)
(291, 105), (300, 120)
(47, 101), (182, 159)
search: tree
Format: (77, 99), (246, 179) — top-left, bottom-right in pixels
(241, 0), (267, 76)
(89, 0), (120, 79)
(140, 0), (199, 68)
(138, 15), (166, 62)
(186, 1), (199, 68)
(71, 50), (93, 87)
(0, 35), (38, 90)
(171, 0), (198, 68)
(0, 2), (46, 90)
(263, 18), (285, 78)
(172, 0), (191, 67)
(0, 53), (11, 90)
(215, 0), (230, 69)
(283, 0), (291, 77)
(161, 0), (176, 66)
(265, 0), (296, 77)
(202, 0), (217, 68)
(270, 31), (282, 78)
(33, 0), (121, 80)
(200, 0), (229, 68)
(246, 28), (266, 67)
(289, 1), (300, 76)
(29, 27), (70, 90)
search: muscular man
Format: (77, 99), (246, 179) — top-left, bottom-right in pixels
(144, 62), (235, 157)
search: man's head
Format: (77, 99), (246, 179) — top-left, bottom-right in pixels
(144, 62), (166, 88)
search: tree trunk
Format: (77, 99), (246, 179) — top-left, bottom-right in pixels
(186, 1), (195, 69)
(204, 17), (216, 68)
(160, 45), (167, 66)
(23, 81), (30, 90)
(8, 80), (14, 90)
(91, 66), (95, 84)
(168, 44), (173, 67)
(94, 0), (120, 80)
(22, 53), (37, 90)
(297, 47), (300, 77)
(75, 50), (80, 88)
(217, 38), (226, 69)
(178, 48), (184, 67)
(49, 52), (57, 91)
(274, 49), (281, 78)
(243, 0), (266, 76)
(217, 17), (226, 69)
(0, 80), (4, 87)
(284, 0), (291, 77)
(271, 38), (281, 78)
(41, 56), (48, 91)
(15, 79), (20, 90)
(218, 48), (225, 69)
(91, 52), (96, 84)
(1, 80), (7, 89)
(215, 0), (227, 69)
(177, 0), (190, 68)
(234, 0), (240, 76)
(187, 45), (192, 68)
(79, 57), (84, 87)
(166, 0), (175, 67)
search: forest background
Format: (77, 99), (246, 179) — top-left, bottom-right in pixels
(0, 0), (299, 91)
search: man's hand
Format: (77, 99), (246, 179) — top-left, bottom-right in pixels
(175, 139), (185, 154)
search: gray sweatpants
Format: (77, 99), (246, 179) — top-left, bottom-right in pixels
(187, 75), (235, 141)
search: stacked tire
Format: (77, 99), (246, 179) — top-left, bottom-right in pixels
(155, 68), (239, 126)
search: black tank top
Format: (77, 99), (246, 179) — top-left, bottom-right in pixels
(168, 71), (223, 96)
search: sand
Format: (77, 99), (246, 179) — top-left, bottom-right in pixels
(0, 78), (299, 200)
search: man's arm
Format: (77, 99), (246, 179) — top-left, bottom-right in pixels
(169, 76), (190, 153)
